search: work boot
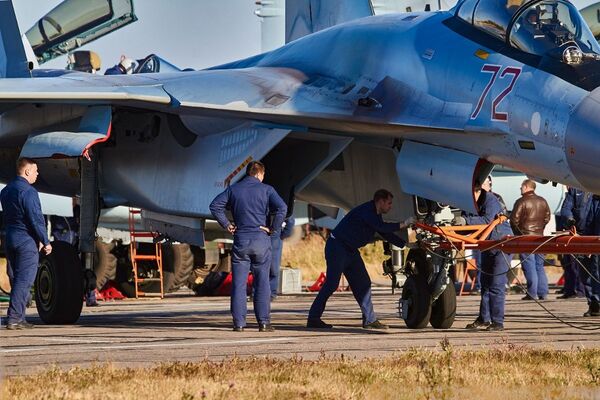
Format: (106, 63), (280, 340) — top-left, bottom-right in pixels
(583, 309), (600, 317)
(363, 320), (388, 330)
(232, 326), (245, 332)
(585, 301), (600, 317)
(486, 322), (504, 331)
(465, 318), (490, 329)
(557, 293), (576, 299)
(6, 321), (34, 330)
(258, 323), (275, 332)
(306, 318), (333, 329)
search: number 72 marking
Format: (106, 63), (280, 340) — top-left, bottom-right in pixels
(470, 64), (522, 122)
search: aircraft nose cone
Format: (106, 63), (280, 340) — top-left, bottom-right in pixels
(565, 89), (600, 193)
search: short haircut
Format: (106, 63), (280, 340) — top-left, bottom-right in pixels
(522, 179), (536, 190)
(16, 157), (36, 174)
(373, 189), (393, 202)
(246, 160), (265, 177)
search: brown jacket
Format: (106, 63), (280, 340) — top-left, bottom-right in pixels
(510, 191), (551, 235)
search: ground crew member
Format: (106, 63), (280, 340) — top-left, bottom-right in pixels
(510, 179), (551, 300)
(559, 187), (590, 299)
(210, 161), (287, 332)
(270, 216), (295, 300)
(582, 195), (600, 317)
(307, 189), (414, 330)
(1, 158), (52, 330)
(462, 181), (513, 331)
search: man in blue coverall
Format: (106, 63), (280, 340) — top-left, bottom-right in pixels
(582, 195), (600, 317)
(559, 187), (590, 299)
(307, 189), (415, 330)
(1, 158), (52, 330)
(270, 217), (295, 300)
(462, 182), (513, 331)
(210, 161), (287, 332)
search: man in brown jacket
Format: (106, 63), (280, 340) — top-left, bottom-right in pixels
(510, 179), (551, 300)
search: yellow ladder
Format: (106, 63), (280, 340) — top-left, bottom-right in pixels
(128, 208), (164, 298)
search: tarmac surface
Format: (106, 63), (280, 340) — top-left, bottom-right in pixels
(1, 287), (600, 376)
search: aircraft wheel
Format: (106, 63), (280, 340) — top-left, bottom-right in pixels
(400, 275), (431, 329)
(406, 249), (433, 279)
(144, 243), (194, 293)
(190, 252), (231, 296)
(430, 281), (456, 329)
(94, 239), (117, 290)
(35, 241), (83, 324)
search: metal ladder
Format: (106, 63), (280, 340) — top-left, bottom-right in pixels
(128, 208), (164, 298)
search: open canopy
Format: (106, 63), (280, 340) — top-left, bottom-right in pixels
(456, 0), (600, 56)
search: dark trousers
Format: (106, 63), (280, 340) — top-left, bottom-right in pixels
(308, 237), (376, 325)
(6, 239), (38, 324)
(520, 253), (548, 299)
(479, 249), (510, 325)
(581, 255), (600, 306)
(563, 256), (585, 296)
(269, 236), (283, 297)
(231, 234), (271, 327)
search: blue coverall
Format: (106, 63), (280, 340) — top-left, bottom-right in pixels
(210, 176), (287, 328)
(308, 201), (405, 325)
(270, 217), (295, 298)
(583, 195), (600, 309)
(463, 191), (513, 326)
(560, 188), (591, 297)
(1, 177), (50, 324)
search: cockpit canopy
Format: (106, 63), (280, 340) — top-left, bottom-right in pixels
(456, 0), (600, 57)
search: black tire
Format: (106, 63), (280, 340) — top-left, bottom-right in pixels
(114, 243), (194, 296)
(94, 239), (117, 290)
(144, 243), (194, 293)
(35, 241), (83, 324)
(400, 275), (431, 329)
(430, 282), (456, 329)
(190, 252), (231, 296)
(406, 249), (433, 279)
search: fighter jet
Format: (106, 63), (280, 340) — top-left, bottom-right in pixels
(0, 0), (598, 327)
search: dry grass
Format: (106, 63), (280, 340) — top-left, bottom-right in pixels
(3, 344), (600, 399)
(281, 233), (387, 282)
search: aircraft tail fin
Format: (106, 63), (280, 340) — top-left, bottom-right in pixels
(285, 0), (374, 43)
(0, 0), (31, 78)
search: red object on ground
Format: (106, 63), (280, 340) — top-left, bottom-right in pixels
(215, 273), (253, 296)
(556, 273), (565, 286)
(96, 281), (126, 301)
(308, 272), (326, 292)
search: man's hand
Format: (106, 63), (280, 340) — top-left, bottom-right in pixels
(259, 226), (272, 235)
(452, 216), (467, 226)
(227, 224), (237, 234)
(400, 216), (417, 229)
(43, 243), (52, 255)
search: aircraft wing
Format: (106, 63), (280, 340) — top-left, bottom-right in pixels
(0, 68), (471, 138)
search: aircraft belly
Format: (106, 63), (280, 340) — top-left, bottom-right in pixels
(100, 114), (290, 216)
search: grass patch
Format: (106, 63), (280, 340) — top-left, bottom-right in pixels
(3, 344), (600, 399)
(281, 233), (387, 281)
